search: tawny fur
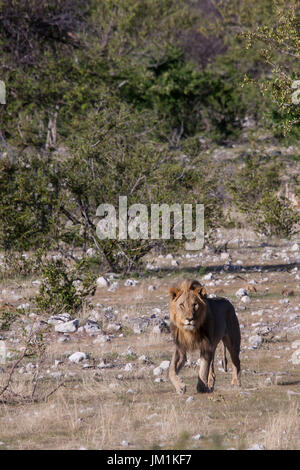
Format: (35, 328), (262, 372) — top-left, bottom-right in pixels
(168, 279), (241, 394)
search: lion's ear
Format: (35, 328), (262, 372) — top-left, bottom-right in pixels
(169, 287), (181, 300)
(195, 286), (207, 299)
(199, 287), (207, 298)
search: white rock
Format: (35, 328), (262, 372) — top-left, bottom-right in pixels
(186, 396), (194, 403)
(236, 288), (248, 298)
(84, 320), (101, 335)
(192, 434), (203, 440)
(241, 295), (251, 304)
(291, 349), (300, 365)
(17, 303), (30, 310)
(55, 319), (79, 333)
(124, 363), (133, 372)
(203, 273), (214, 281)
(57, 335), (71, 343)
(107, 281), (119, 292)
(96, 276), (110, 288)
(124, 279), (138, 287)
(248, 335), (263, 349)
(93, 335), (110, 344)
(48, 313), (72, 325)
(291, 243), (299, 252)
(247, 444), (265, 450)
(68, 352), (88, 363)
(86, 248), (96, 257)
(159, 360), (170, 370)
(153, 366), (163, 376)
(251, 310), (264, 316)
(291, 340), (300, 349)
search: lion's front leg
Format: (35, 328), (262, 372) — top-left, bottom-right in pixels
(169, 348), (187, 394)
(197, 351), (213, 393)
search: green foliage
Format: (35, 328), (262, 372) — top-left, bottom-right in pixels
(254, 193), (299, 238)
(0, 153), (60, 250)
(229, 153), (299, 237)
(35, 259), (96, 315)
(57, 95), (222, 272)
(0, 308), (21, 331)
(211, 0), (300, 134)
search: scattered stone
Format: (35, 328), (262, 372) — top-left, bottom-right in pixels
(17, 303), (30, 310)
(236, 288), (248, 298)
(154, 377), (164, 383)
(148, 285), (156, 291)
(291, 340), (300, 349)
(124, 279), (138, 287)
(251, 310), (264, 317)
(203, 273), (214, 281)
(152, 321), (170, 334)
(248, 335), (263, 349)
(84, 320), (102, 335)
(287, 390), (300, 397)
(123, 363), (133, 372)
(55, 319), (79, 333)
(241, 295), (251, 304)
(291, 243), (299, 252)
(108, 282), (119, 292)
(106, 322), (122, 333)
(92, 335), (110, 344)
(186, 396), (194, 403)
(48, 313), (72, 326)
(96, 276), (110, 288)
(247, 444), (265, 450)
(153, 366), (163, 376)
(192, 434), (203, 440)
(159, 360), (170, 370)
(291, 349), (300, 365)
(68, 352), (88, 363)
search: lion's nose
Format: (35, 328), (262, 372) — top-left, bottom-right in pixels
(186, 317), (193, 323)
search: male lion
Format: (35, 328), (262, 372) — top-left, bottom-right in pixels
(169, 279), (241, 394)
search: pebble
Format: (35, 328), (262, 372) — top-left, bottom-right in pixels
(55, 319), (79, 333)
(68, 352), (88, 363)
(153, 366), (163, 376)
(96, 276), (110, 288)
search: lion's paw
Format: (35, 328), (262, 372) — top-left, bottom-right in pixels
(176, 383), (186, 395)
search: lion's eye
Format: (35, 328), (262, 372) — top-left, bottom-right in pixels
(179, 303), (184, 309)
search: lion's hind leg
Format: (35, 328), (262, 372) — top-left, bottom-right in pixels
(207, 357), (216, 391)
(223, 335), (241, 387)
(221, 341), (228, 372)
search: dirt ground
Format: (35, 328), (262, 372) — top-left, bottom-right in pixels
(0, 229), (300, 450)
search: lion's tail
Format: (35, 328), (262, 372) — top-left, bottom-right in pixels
(222, 343), (228, 372)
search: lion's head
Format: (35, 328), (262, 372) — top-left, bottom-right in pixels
(169, 279), (207, 335)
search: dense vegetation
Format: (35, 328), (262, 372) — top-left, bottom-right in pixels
(0, 0), (299, 274)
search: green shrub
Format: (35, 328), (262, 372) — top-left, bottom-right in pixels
(35, 259), (96, 315)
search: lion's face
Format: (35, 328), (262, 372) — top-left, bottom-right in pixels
(169, 280), (207, 332)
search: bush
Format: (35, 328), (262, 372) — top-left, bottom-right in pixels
(35, 259), (96, 315)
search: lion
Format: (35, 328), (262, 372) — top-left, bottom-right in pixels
(168, 279), (241, 394)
